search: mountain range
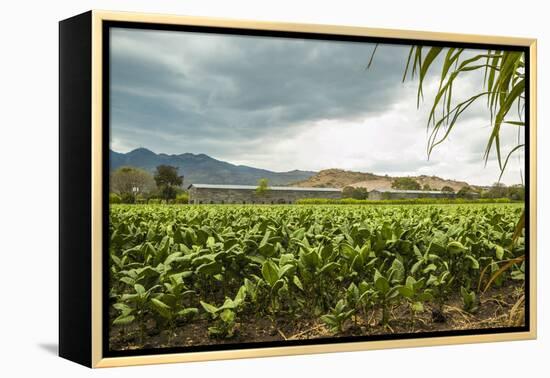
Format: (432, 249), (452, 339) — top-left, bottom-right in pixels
(110, 148), (316, 186)
(110, 148), (472, 190)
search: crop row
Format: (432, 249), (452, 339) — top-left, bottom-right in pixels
(109, 204), (525, 342)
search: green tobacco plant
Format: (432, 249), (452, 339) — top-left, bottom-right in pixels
(112, 283), (161, 343)
(200, 286), (246, 338)
(340, 242), (377, 280)
(426, 264), (454, 314)
(109, 203), (525, 346)
(201, 304), (237, 339)
(398, 276), (433, 325)
(373, 259), (404, 325)
(261, 258), (295, 313)
(150, 296), (198, 342)
(297, 241), (341, 315)
(345, 281), (375, 327)
(320, 299), (354, 334)
(446, 240), (480, 289)
(460, 286), (479, 313)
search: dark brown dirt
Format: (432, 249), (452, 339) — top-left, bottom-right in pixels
(109, 284), (525, 351)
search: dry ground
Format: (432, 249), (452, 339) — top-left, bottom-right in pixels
(110, 284), (525, 351)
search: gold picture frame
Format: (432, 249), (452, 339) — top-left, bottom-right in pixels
(59, 10), (537, 368)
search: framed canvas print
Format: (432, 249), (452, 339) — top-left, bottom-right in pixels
(59, 10), (537, 368)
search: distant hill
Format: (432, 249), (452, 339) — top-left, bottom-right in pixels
(110, 149), (473, 190)
(291, 168), (471, 191)
(110, 148), (316, 186)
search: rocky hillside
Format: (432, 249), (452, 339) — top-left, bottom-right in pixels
(291, 169), (470, 191)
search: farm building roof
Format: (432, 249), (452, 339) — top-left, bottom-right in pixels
(188, 183), (341, 192)
(370, 188), (449, 194)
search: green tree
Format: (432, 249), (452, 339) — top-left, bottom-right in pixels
(508, 184), (525, 201)
(175, 192), (189, 204)
(255, 178), (270, 197)
(342, 186), (369, 199)
(485, 182), (508, 199)
(356, 187), (369, 199)
(441, 186), (455, 193)
(154, 165), (183, 200)
(110, 166), (155, 202)
(391, 177), (421, 190)
(109, 193), (122, 204)
(422, 184), (432, 191)
(457, 186), (476, 199)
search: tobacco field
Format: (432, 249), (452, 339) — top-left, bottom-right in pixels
(108, 204), (525, 350)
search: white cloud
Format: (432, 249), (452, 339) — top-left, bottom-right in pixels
(109, 28), (526, 186)
(228, 80), (524, 185)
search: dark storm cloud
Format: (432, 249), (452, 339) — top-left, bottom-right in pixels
(109, 28), (412, 154)
(108, 28), (524, 185)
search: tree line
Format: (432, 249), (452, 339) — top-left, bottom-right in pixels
(110, 165), (185, 204)
(341, 177), (524, 201)
(110, 167), (525, 205)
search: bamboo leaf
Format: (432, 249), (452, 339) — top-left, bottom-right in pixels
(417, 47), (443, 107)
(366, 43), (379, 69)
(402, 47), (415, 82)
(498, 144), (524, 182)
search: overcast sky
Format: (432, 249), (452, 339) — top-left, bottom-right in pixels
(109, 27), (525, 186)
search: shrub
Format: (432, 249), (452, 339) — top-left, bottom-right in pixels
(159, 185), (177, 201)
(175, 193), (189, 204)
(120, 193), (135, 204)
(109, 193), (122, 204)
(391, 177), (421, 190)
(342, 186), (368, 200)
(148, 198), (161, 205)
(295, 197), (515, 205)
(135, 195), (147, 204)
